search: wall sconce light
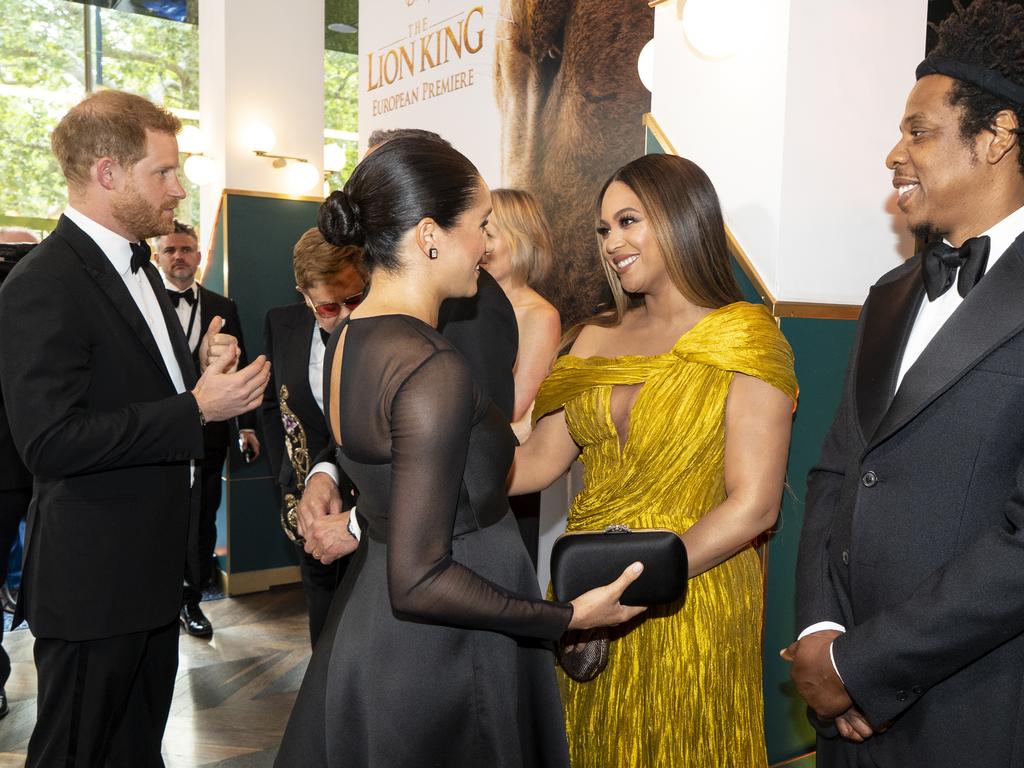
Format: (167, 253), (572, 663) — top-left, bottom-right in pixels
(682, 0), (750, 60)
(178, 125), (214, 186)
(244, 120), (322, 194)
(637, 39), (655, 92)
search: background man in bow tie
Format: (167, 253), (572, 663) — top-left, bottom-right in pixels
(0, 89), (271, 766)
(783, 1), (1024, 765)
(155, 220), (260, 638)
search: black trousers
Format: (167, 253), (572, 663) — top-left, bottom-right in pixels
(28, 618), (179, 767)
(183, 451), (226, 605)
(298, 546), (348, 648)
(0, 487), (29, 688)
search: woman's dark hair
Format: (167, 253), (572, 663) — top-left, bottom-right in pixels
(318, 136), (482, 273)
(931, 0), (1024, 176)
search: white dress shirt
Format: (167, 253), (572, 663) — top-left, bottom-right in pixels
(64, 206), (194, 484)
(799, 204), (1024, 679)
(160, 275), (201, 353)
(306, 322), (360, 540)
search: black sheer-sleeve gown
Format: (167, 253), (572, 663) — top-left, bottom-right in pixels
(275, 314), (572, 768)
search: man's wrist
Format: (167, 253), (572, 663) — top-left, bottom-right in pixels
(191, 392), (207, 427)
(307, 461), (339, 486)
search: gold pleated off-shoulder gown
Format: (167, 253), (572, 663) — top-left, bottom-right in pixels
(533, 302), (798, 767)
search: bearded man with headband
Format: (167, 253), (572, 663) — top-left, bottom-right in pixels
(783, 1), (1024, 766)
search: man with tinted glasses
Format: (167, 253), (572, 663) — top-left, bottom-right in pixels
(156, 220), (261, 638)
(260, 227), (364, 646)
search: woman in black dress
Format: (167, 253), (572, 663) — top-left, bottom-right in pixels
(275, 137), (645, 767)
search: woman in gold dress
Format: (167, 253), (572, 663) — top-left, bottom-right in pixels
(509, 154), (798, 766)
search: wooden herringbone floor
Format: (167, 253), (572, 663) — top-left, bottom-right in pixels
(0, 586), (310, 767)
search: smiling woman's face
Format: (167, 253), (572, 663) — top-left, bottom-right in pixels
(597, 180), (667, 295)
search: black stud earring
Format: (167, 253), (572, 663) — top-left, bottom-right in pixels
(428, 247), (438, 259)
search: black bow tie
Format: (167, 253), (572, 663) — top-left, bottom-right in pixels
(319, 328), (331, 346)
(129, 240), (151, 274)
(921, 236), (991, 302)
(167, 288), (196, 307)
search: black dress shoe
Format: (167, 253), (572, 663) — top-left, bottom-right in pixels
(0, 687), (9, 719)
(180, 602), (213, 637)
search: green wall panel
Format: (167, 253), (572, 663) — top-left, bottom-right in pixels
(210, 193), (323, 574)
(765, 316), (857, 763)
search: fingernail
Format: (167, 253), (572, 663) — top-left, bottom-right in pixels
(632, 562), (643, 574)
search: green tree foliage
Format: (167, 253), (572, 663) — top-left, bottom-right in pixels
(325, 49), (359, 190)
(0, 0), (199, 223)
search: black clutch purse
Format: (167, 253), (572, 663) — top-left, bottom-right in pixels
(551, 525), (688, 606)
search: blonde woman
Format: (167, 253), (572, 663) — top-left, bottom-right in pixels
(483, 189), (561, 442)
(484, 188), (561, 566)
(509, 154), (798, 766)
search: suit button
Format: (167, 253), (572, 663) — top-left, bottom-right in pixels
(861, 471), (878, 487)
(912, 685), (923, 695)
(842, 548), (850, 565)
(896, 690), (908, 702)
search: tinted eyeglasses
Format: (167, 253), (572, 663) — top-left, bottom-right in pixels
(312, 290), (365, 318)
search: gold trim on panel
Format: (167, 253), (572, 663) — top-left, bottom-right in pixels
(774, 302), (861, 321)
(642, 112), (862, 323)
(769, 750), (817, 768)
(648, 0), (673, 6)
(224, 565), (301, 596)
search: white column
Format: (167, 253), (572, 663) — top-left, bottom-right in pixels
(198, 0), (326, 245)
(650, 0), (928, 304)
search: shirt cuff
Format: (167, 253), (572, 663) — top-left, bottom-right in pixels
(307, 461), (339, 485)
(829, 640), (845, 685)
(798, 621), (846, 640)
(347, 507), (361, 542)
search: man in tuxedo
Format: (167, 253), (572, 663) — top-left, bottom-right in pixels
(155, 220), (261, 637)
(298, 128), (519, 565)
(0, 240), (36, 721)
(784, 2), (1024, 765)
(260, 228), (364, 646)
(0, 89), (270, 766)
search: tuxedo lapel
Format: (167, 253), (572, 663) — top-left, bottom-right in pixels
(856, 261), (924, 444)
(869, 232), (1024, 450)
(283, 309), (323, 428)
(60, 217), (176, 390)
(143, 262), (197, 388)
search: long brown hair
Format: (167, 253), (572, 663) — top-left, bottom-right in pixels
(563, 154), (742, 348)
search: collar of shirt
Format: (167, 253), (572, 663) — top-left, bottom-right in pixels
(64, 205), (136, 275)
(160, 273), (198, 297)
(978, 204), (1024, 273)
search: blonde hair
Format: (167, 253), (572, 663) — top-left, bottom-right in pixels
(51, 90), (182, 189)
(293, 227), (364, 289)
(489, 188), (554, 286)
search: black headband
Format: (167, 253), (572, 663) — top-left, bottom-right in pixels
(917, 56), (1024, 107)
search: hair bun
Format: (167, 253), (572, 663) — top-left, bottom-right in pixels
(319, 190), (365, 247)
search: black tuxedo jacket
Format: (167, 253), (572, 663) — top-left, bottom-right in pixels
(0, 255), (31, 492)
(193, 284), (256, 455)
(0, 215), (205, 641)
(437, 268), (518, 421)
(261, 303), (338, 500)
(796, 230), (1024, 766)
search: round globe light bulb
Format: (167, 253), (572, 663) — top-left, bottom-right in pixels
(177, 124), (206, 155)
(243, 121), (277, 153)
(287, 161), (322, 194)
(323, 142), (346, 173)
(183, 154), (214, 186)
(682, 0), (748, 60)
(637, 39), (655, 92)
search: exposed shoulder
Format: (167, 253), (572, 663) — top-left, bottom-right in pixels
(518, 294), (561, 335)
(569, 320), (616, 359)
